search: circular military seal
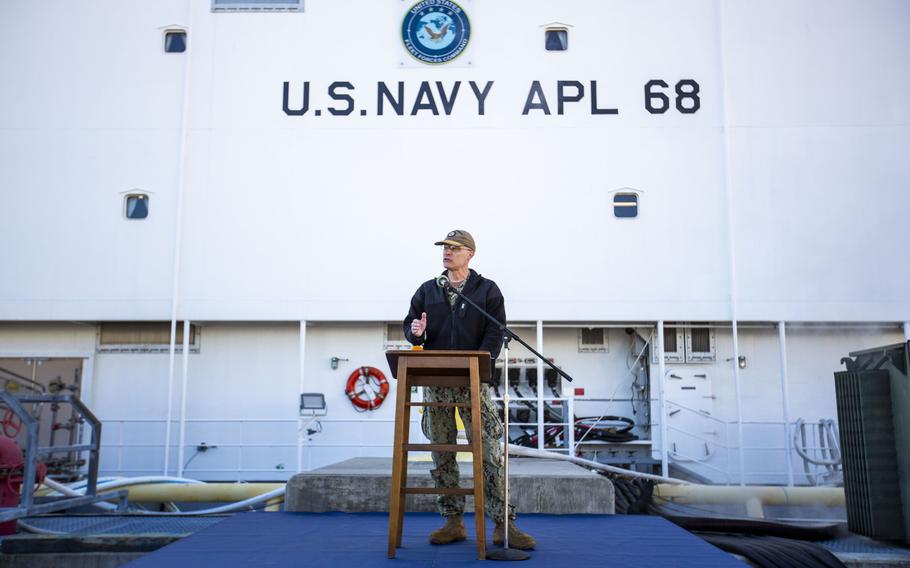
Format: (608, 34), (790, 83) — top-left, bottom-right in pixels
(401, 0), (471, 64)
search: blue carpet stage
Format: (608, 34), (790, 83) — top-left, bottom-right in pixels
(127, 512), (744, 567)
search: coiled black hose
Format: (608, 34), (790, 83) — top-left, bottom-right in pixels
(608, 476), (846, 568)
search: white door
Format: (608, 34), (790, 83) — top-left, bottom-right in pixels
(665, 368), (717, 462)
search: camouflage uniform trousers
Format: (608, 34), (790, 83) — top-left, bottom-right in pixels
(421, 385), (515, 524)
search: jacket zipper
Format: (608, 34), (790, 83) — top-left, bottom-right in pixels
(450, 302), (456, 347)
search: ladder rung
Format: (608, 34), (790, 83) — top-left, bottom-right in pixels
(405, 444), (472, 452)
(405, 402), (471, 408)
(402, 487), (474, 495)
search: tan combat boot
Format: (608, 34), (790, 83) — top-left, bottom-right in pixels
(428, 514), (467, 545)
(493, 521), (536, 550)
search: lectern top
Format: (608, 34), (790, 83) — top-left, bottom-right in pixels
(385, 350), (492, 382)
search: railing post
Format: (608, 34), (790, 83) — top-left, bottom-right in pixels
(567, 391), (575, 454)
(297, 320), (308, 472)
(657, 321), (668, 478)
(177, 319), (191, 478)
(536, 321), (544, 451)
(732, 321), (745, 486)
(778, 322), (794, 486)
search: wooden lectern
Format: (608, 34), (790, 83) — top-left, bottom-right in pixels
(385, 349), (492, 560)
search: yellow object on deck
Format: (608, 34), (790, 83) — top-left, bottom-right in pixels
(108, 483), (285, 503)
(410, 408), (472, 462)
(654, 484), (845, 519)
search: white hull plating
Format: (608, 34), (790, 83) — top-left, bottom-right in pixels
(1, 0), (908, 484)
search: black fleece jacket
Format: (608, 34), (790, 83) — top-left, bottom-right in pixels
(403, 269), (507, 360)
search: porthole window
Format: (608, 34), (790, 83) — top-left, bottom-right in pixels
(613, 193), (638, 218)
(164, 30), (187, 53)
(125, 194), (149, 219)
(545, 29), (568, 51)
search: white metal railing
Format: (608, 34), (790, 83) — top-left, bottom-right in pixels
(102, 407), (840, 484)
(102, 417), (421, 476)
(661, 401), (842, 486)
(492, 396), (575, 452)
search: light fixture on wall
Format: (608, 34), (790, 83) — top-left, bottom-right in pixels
(300, 393), (326, 414)
(725, 355), (747, 369)
(330, 356), (349, 370)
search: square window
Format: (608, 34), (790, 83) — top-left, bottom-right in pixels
(125, 194), (149, 219)
(545, 29), (568, 51)
(578, 327), (608, 353)
(384, 322), (410, 350)
(98, 322), (199, 353)
(165, 31), (186, 53)
(664, 329), (677, 353)
(651, 326), (685, 363)
(613, 193), (638, 218)
(685, 327), (716, 362)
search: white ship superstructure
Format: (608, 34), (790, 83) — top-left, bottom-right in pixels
(1, 0), (908, 487)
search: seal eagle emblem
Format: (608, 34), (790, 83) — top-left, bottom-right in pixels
(401, 0), (471, 65)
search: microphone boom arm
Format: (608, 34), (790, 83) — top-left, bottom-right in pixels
(441, 281), (574, 383)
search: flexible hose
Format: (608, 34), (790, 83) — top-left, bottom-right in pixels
(575, 337), (650, 446)
(794, 419), (841, 466)
(507, 443), (689, 485)
(17, 520), (67, 535)
(38, 476), (204, 498)
(34, 476), (285, 520)
(93, 476), (206, 491)
(33, 475), (121, 498)
(126, 486), (286, 516)
(41, 477), (117, 511)
(40, 476), (209, 513)
(823, 419), (841, 471)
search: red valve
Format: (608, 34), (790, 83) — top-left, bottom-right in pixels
(0, 435), (47, 535)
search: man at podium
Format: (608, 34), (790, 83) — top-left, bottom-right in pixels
(403, 229), (536, 550)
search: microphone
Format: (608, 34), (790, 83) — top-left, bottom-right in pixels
(435, 274), (450, 288)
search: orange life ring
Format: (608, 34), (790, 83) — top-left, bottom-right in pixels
(345, 366), (390, 411)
